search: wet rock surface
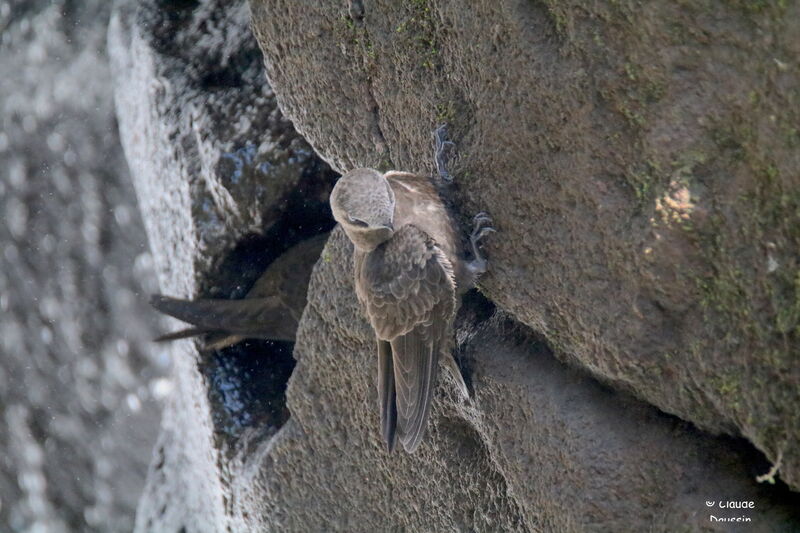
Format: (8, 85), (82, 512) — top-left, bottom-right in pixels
(0, 0), (168, 531)
(250, 0), (800, 490)
(109, 0), (335, 530)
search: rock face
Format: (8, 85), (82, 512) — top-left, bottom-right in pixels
(109, 0), (335, 530)
(227, 229), (800, 532)
(250, 0), (800, 490)
(110, 0), (800, 531)
(0, 1), (168, 531)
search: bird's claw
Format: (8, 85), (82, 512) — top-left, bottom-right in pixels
(472, 212), (493, 231)
(434, 124), (455, 183)
(468, 212), (495, 275)
(471, 213), (495, 245)
(472, 226), (496, 244)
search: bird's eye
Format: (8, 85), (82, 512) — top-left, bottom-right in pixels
(349, 217), (369, 228)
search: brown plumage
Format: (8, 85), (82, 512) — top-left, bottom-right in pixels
(150, 233), (328, 350)
(330, 167), (493, 453)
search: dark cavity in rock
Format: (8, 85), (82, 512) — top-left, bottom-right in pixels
(198, 157), (337, 446)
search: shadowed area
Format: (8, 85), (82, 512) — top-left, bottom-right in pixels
(203, 340), (296, 443)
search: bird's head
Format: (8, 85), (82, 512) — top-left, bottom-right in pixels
(330, 168), (396, 252)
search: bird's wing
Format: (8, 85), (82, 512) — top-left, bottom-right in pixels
(149, 294), (298, 341)
(360, 225), (456, 452)
(248, 232), (328, 321)
(377, 339), (398, 452)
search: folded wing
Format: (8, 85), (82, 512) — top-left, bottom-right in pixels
(359, 225), (456, 452)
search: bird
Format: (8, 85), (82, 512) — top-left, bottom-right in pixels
(150, 232), (328, 351)
(329, 126), (494, 453)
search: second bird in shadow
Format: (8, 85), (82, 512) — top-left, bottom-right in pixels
(150, 233), (328, 351)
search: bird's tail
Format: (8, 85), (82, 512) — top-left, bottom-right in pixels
(153, 327), (207, 343)
(378, 339), (398, 452)
(150, 294), (229, 329)
(149, 293), (297, 342)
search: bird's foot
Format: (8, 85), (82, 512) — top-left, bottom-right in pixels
(433, 124), (455, 183)
(467, 212), (495, 276)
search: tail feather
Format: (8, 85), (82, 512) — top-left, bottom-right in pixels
(378, 339), (398, 452)
(153, 327), (207, 343)
(149, 294), (296, 341)
(149, 294), (227, 328)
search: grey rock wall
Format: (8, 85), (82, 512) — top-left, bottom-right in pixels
(0, 0), (168, 531)
(107, 0), (800, 531)
(250, 0), (800, 490)
(225, 229), (800, 532)
(109, 0), (335, 530)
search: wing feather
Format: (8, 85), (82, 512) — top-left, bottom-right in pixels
(378, 340), (398, 452)
(391, 328), (439, 452)
(357, 225), (456, 452)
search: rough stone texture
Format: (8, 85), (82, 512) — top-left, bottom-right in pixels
(108, 0), (335, 530)
(110, 0), (317, 290)
(226, 229), (800, 532)
(0, 0), (168, 531)
(108, 0), (800, 531)
(250, 0), (800, 489)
